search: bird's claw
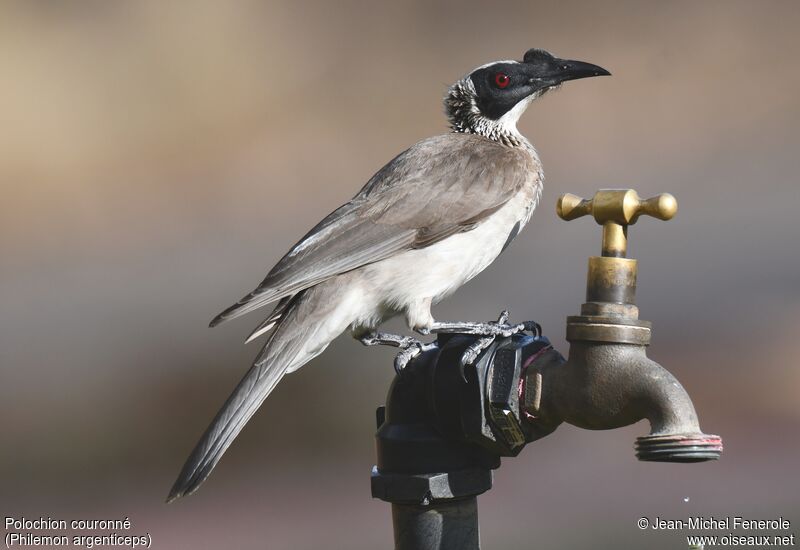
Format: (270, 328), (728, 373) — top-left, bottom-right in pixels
(487, 310), (528, 337)
(393, 340), (438, 374)
(454, 312), (543, 380)
(357, 330), (437, 373)
(522, 320), (542, 338)
(496, 310), (510, 325)
(457, 335), (496, 381)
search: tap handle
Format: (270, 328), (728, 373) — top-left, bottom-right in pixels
(557, 189), (677, 226)
(556, 193), (593, 221)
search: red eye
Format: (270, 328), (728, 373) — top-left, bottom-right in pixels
(494, 73), (510, 88)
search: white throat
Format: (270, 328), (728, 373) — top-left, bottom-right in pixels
(494, 93), (537, 137)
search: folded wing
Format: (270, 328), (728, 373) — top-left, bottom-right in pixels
(211, 133), (537, 327)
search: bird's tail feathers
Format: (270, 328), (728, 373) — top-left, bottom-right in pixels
(244, 296), (297, 344)
(209, 290), (279, 327)
(167, 288), (340, 502)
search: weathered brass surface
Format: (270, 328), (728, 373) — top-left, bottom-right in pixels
(557, 189), (677, 225)
(586, 256), (637, 304)
(579, 301), (639, 318)
(566, 318), (652, 345)
(601, 222), (627, 257)
(557, 189), (677, 257)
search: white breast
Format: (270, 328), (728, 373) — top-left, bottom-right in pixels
(358, 185), (540, 324)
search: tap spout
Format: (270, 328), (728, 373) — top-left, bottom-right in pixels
(524, 340), (722, 462)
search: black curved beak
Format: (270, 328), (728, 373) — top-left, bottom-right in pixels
(524, 52), (611, 89)
(546, 58), (610, 83)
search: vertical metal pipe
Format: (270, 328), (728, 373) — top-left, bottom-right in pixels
(391, 497), (480, 550)
(601, 222), (627, 257)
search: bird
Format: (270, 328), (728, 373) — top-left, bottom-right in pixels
(167, 48), (609, 502)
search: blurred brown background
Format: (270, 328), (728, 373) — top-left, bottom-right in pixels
(2, 1), (798, 548)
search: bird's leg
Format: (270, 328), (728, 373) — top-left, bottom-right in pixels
(358, 331), (419, 348)
(417, 310), (532, 338)
(357, 331), (437, 373)
(459, 335), (498, 368)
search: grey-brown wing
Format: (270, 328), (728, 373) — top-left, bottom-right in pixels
(210, 205), (418, 326)
(211, 133), (536, 326)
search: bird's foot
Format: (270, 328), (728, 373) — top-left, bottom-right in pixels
(418, 311), (542, 377)
(419, 310), (539, 339)
(358, 331), (438, 374)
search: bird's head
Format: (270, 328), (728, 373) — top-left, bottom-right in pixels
(445, 48), (610, 145)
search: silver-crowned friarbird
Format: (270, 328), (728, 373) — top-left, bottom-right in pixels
(168, 48), (609, 501)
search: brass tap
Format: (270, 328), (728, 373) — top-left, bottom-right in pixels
(557, 189), (678, 345)
(516, 188), (723, 462)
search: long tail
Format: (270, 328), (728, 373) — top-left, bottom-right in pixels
(167, 284), (353, 502)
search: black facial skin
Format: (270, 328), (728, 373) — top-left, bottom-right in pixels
(470, 48), (610, 120)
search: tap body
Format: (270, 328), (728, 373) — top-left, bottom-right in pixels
(524, 339), (721, 461)
(537, 342), (698, 433)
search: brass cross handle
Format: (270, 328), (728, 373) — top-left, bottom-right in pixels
(557, 189), (677, 257)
